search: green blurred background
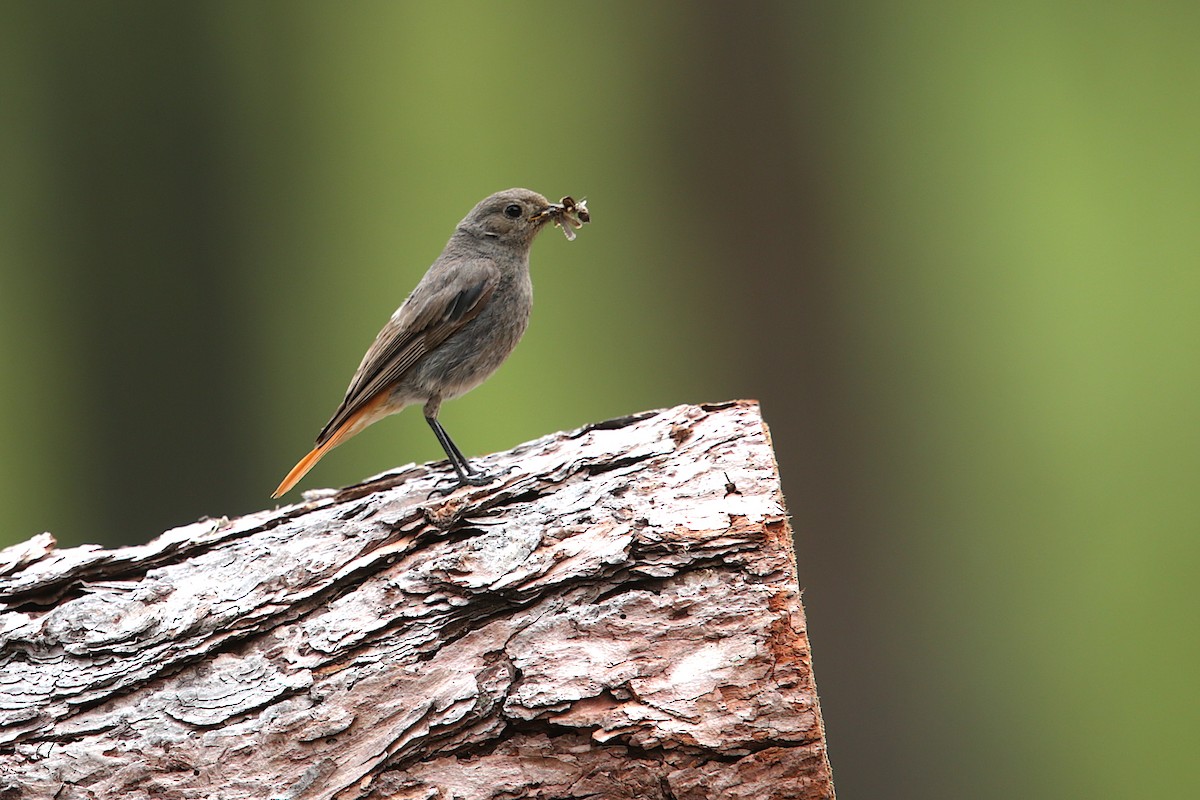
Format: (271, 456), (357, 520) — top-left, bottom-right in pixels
(1, 2), (1196, 797)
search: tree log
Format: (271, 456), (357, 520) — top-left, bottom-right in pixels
(0, 400), (834, 800)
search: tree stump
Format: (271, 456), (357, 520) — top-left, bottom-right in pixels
(0, 400), (834, 800)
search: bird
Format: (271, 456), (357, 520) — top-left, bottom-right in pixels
(272, 188), (587, 499)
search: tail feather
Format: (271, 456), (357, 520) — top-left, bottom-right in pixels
(271, 441), (334, 499)
(271, 394), (391, 499)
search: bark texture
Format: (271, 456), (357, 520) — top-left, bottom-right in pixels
(0, 400), (833, 800)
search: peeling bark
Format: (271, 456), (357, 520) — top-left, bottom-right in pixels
(0, 400), (834, 800)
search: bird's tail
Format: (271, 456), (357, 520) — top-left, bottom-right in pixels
(271, 395), (390, 499)
(271, 441), (334, 499)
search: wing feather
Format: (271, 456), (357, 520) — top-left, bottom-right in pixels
(315, 261), (499, 445)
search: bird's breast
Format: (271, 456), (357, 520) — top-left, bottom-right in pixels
(407, 270), (533, 400)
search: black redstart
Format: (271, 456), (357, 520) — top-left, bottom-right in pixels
(272, 188), (589, 498)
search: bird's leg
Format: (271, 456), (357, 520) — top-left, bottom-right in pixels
(425, 414), (490, 485)
(440, 420), (478, 475)
(423, 397), (512, 495)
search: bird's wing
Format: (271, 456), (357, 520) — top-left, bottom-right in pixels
(315, 260), (500, 446)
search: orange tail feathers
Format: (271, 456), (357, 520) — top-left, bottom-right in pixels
(272, 441), (334, 499)
(271, 395), (391, 499)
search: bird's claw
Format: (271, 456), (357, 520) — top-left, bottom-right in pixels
(426, 464), (514, 498)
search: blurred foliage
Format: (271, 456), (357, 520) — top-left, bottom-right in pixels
(1, 2), (1196, 798)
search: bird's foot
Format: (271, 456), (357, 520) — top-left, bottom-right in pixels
(427, 464), (514, 498)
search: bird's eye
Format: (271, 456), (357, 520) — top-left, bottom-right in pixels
(503, 203), (522, 219)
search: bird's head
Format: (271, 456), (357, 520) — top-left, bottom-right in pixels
(459, 188), (589, 246)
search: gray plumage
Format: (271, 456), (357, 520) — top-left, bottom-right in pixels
(273, 187), (580, 498)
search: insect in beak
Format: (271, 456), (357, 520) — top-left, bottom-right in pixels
(533, 196), (590, 240)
